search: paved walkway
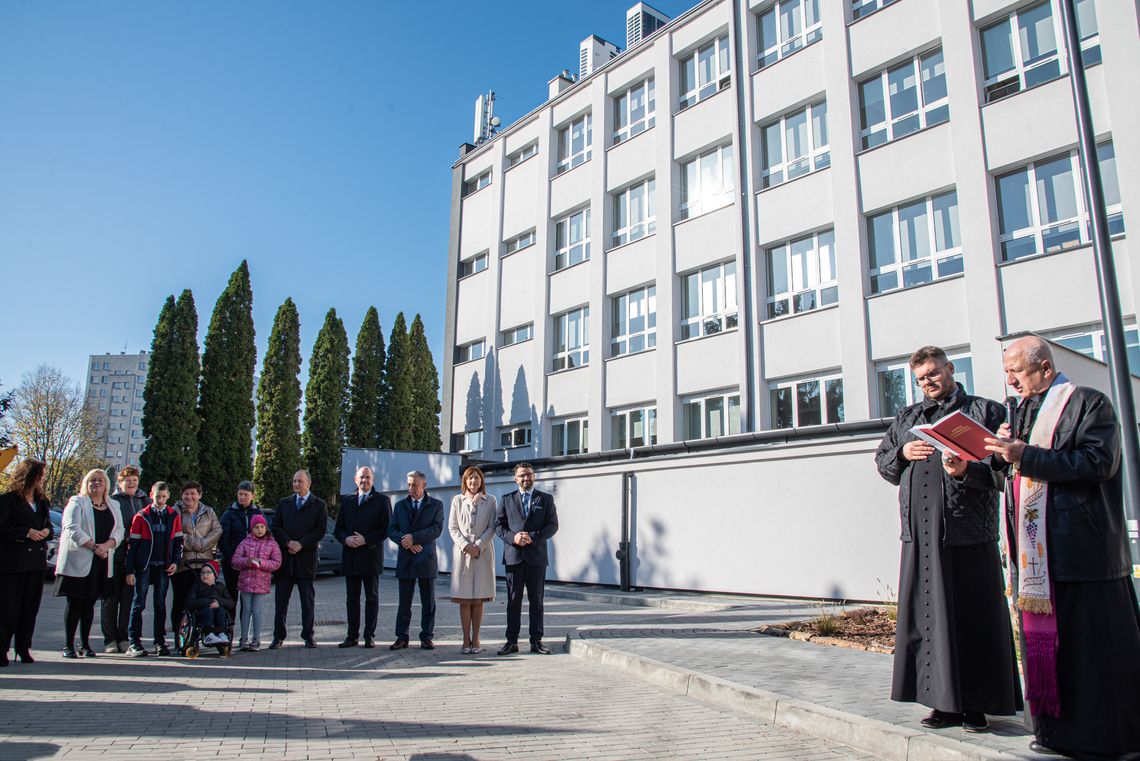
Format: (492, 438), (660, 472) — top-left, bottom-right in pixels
(0, 577), (877, 760)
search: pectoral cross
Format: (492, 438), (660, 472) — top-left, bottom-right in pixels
(1027, 556), (1040, 575)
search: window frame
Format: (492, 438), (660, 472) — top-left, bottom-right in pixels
(507, 143), (538, 169)
(612, 177), (657, 247)
(867, 190), (963, 295)
(552, 305), (590, 372)
(680, 261), (739, 340)
(610, 405), (658, 449)
(681, 390), (742, 440)
(498, 424), (533, 450)
(613, 78), (657, 144)
(463, 170), (492, 196)
(769, 372), (844, 429)
(455, 339), (486, 365)
(551, 416), (590, 456)
(678, 34), (732, 111)
(757, 0), (822, 69)
(556, 113), (593, 175)
(680, 143), (735, 220)
(876, 351), (974, 418)
(858, 47), (949, 150)
(611, 284), (658, 357)
(505, 229), (536, 256)
(851, 0), (897, 21)
(458, 251), (489, 279)
(501, 323), (534, 347)
(554, 208), (591, 271)
(760, 100), (830, 189)
(765, 229), (838, 319)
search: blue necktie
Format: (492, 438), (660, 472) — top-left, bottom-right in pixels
(522, 493), (531, 519)
(358, 493), (365, 506)
(296, 495), (304, 509)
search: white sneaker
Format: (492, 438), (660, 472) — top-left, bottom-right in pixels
(202, 633), (219, 646)
(216, 633), (230, 644)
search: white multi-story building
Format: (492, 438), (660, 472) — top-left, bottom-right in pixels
(85, 351), (149, 470)
(442, 0), (1137, 465)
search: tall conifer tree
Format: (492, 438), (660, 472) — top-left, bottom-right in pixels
(141, 290), (200, 486)
(346, 307), (386, 449)
(408, 314), (442, 451)
(379, 312), (413, 450)
(254, 298), (302, 505)
(197, 261), (256, 506)
(302, 308), (350, 506)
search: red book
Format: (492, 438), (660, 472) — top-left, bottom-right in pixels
(909, 410), (995, 462)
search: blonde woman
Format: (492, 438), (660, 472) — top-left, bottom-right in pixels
(448, 467), (497, 654)
(55, 469), (124, 658)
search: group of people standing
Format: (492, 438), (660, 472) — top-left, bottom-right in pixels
(877, 337), (1140, 759)
(0, 459), (560, 664)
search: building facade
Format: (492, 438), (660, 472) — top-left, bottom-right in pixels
(442, 0), (1138, 463)
(85, 352), (149, 470)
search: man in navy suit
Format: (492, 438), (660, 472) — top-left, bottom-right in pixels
(269, 470), (328, 649)
(387, 470), (443, 650)
(334, 466), (391, 649)
(495, 462), (559, 655)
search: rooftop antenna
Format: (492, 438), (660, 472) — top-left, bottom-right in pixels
(473, 90), (501, 145)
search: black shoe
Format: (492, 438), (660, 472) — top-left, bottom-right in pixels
(530, 641), (553, 655)
(962, 713), (988, 733)
(337, 638), (358, 649)
(1027, 740), (1061, 756)
(497, 642), (519, 656)
(268, 639), (283, 650)
(389, 639), (409, 650)
(15, 650), (34, 664)
(78, 645), (96, 658)
(127, 643), (148, 657)
(156, 644), (171, 657)
(420, 640), (435, 650)
(62, 647), (78, 659)
(303, 639), (317, 649)
(363, 637), (375, 649)
(920, 710), (963, 729)
(0, 651), (8, 667)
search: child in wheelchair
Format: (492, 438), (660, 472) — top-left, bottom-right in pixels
(184, 560), (235, 649)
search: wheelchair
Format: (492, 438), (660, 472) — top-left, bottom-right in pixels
(176, 608), (234, 658)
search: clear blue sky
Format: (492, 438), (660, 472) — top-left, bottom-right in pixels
(0, 0), (691, 395)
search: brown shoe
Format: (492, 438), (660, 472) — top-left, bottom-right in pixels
(389, 639), (409, 650)
(420, 640), (435, 650)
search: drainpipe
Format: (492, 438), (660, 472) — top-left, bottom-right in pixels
(616, 471), (633, 591)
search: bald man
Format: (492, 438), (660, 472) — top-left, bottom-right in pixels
(334, 467), (391, 648)
(269, 470), (328, 649)
(986, 336), (1140, 757)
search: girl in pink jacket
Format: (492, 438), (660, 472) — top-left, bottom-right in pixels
(229, 515), (281, 651)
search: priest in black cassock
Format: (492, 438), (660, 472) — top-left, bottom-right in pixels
(985, 336), (1140, 758)
(875, 345), (1022, 733)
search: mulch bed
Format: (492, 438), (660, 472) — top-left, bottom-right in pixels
(754, 606), (896, 654)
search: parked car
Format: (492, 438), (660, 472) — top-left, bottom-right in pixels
(45, 510), (63, 576)
(260, 509), (340, 576)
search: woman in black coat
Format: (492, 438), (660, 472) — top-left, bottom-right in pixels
(0, 459), (54, 666)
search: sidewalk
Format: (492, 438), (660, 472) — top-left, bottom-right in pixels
(550, 585), (1045, 761)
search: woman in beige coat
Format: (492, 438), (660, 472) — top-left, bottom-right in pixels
(448, 467), (496, 654)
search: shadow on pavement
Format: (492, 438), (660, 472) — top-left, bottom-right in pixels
(0, 742), (59, 761)
(0, 677), (285, 694)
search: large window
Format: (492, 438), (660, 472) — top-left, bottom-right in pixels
(682, 390), (741, 440)
(501, 323), (533, 347)
(458, 252), (488, 278)
(505, 229), (536, 255)
(679, 34), (731, 110)
(455, 339), (486, 364)
(611, 406), (658, 449)
(980, 0), (1100, 104)
(612, 178), (656, 246)
(552, 306), (590, 371)
(761, 101), (829, 188)
(868, 191), (962, 294)
(498, 424), (532, 449)
(556, 114), (592, 174)
(554, 209), (591, 270)
(1047, 323), (1140, 375)
(757, 0), (821, 69)
(766, 230), (837, 318)
(877, 351), (973, 418)
(996, 142), (1123, 263)
(681, 261), (738, 339)
(614, 78), (656, 144)
(680, 144), (734, 220)
(612, 285), (657, 356)
(551, 417), (589, 456)
(770, 373), (844, 429)
(859, 48), (948, 150)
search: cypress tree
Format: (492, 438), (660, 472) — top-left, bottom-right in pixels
(141, 290), (200, 487)
(408, 314), (442, 451)
(302, 308), (350, 506)
(346, 307), (386, 449)
(197, 261), (256, 507)
(379, 312), (414, 450)
(254, 298), (302, 505)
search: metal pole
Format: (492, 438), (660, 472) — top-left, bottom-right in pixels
(617, 472), (632, 592)
(1058, 0), (1140, 584)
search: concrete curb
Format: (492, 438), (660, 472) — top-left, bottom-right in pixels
(565, 631), (1022, 761)
(543, 586), (740, 612)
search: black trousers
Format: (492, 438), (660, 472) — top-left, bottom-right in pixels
(0, 571), (45, 654)
(100, 563), (133, 646)
(273, 575), (315, 641)
(505, 563), (546, 644)
(169, 569), (196, 637)
(395, 577), (435, 642)
(222, 563), (241, 603)
(64, 597), (96, 648)
(345, 574), (379, 639)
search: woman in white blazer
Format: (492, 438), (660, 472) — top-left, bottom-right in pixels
(448, 466), (497, 654)
(55, 469), (124, 658)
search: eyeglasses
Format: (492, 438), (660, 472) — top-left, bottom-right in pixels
(914, 367), (949, 386)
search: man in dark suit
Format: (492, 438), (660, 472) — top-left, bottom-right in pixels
(387, 470), (443, 650)
(495, 462), (559, 655)
(269, 470), (328, 649)
(334, 466), (391, 649)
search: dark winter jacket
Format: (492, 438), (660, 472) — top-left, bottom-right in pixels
(110, 489), (151, 570)
(271, 493), (328, 579)
(125, 505), (184, 573)
(220, 503), (265, 565)
(185, 577), (236, 614)
(334, 490), (391, 576)
(874, 385), (1005, 547)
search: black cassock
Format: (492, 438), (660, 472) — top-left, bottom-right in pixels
(891, 434), (1022, 715)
